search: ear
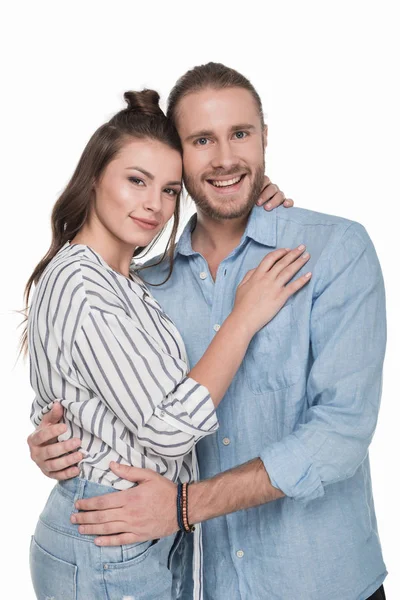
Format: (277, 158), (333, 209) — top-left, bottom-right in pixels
(263, 124), (268, 149)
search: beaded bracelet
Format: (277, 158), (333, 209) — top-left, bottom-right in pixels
(176, 482), (185, 532)
(177, 482), (195, 533)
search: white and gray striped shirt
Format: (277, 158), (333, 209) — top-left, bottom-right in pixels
(29, 242), (218, 489)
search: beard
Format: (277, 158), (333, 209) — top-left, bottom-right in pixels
(184, 162), (265, 221)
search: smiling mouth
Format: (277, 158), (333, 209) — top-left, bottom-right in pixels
(208, 174), (244, 187)
(206, 174), (246, 191)
(130, 216), (159, 229)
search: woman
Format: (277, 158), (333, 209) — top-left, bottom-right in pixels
(24, 90), (311, 599)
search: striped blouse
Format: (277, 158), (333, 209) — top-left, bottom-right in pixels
(29, 242), (218, 489)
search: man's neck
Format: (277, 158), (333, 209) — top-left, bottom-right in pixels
(192, 210), (250, 256)
(191, 209), (251, 279)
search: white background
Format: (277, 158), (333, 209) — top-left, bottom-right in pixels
(1, 1), (398, 598)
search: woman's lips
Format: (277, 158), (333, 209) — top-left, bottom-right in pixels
(130, 216), (159, 230)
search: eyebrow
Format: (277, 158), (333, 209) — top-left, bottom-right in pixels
(126, 166), (181, 187)
(185, 124), (257, 142)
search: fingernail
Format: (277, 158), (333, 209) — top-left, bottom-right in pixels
(298, 244), (305, 251)
(95, 538), (103, 546)
(79, 526), (85, 534)
(265, 203), (272, 210)
(302, 252), (310, 259)
(71, 514), (76, 523)
(305, 272), (312, 278)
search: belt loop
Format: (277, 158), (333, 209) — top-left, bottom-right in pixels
(71, 477), (86, 513)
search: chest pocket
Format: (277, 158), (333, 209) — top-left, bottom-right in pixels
(244, 303), (300, 395)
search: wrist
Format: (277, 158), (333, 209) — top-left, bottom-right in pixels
(225, 311), (254, 343)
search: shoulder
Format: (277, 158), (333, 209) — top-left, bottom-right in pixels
(36, 244), (88, 297)
(276, 205), (354, 230)
(33, 244), (126, 319)
(274, 205), (371, 249)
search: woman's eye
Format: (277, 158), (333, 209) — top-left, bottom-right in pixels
(129, 177), (145, 185)
(164, 188), (179, 197)
(195, 137), (209, 146)
(233, 131), (248, 140)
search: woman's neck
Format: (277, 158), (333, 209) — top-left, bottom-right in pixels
(71, 224), (135, 278)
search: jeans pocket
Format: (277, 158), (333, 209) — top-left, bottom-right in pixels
(102, 535), (173, 600)
(30, 536), (77, 600)
(121, 538), (158, 562)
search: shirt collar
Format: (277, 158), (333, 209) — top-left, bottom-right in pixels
(175, 205), (277, 258)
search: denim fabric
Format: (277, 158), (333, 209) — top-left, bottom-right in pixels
(144, 205), (387, 600)
(30, 477), (183, 599)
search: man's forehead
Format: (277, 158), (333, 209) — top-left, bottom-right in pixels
(176, 87), (261, 133)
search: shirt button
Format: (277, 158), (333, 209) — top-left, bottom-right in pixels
(236, 550), (244, 558)
(104, 564), (109, 569)
(222, 437), (230, 446)
(160, 410), (166, 418)
(200, 272), (207, 280)
(213, 324), (221, 332)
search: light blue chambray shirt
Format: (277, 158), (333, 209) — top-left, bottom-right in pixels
(143, 205), (387, 600)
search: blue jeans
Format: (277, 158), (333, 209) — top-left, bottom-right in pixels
(30, 477), (183, 599)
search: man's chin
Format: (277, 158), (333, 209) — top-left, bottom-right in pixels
(198, 194), (255, 220)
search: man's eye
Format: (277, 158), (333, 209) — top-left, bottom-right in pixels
(195, 138), (209, 146)
(233, 131), (248, 140)
(129, 177), (145, 185)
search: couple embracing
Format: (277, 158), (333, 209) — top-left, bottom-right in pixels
(26, 62), (387, 600)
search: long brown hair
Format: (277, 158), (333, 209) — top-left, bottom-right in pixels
(21, 89), (182, 354)
(167, 62), (265, 128)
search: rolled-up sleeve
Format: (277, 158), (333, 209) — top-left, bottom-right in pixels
(260, 223), (386, 502)
(72, 308), (218, 458)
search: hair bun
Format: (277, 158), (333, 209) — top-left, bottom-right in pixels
(124, 89), (164, 117)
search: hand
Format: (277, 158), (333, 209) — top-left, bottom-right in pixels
(72, 462), (178, 546)
(256, 176), (294, 211)
(234, 246), (311, 336)
(27, 401), (82, 480)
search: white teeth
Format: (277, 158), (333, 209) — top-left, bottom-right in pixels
(211, 176), (242, 187)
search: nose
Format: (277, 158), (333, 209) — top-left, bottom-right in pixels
(210, 139), (237, 171)
(143, 188), (162, 213)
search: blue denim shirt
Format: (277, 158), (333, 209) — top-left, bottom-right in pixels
(143, 205), (387, 600)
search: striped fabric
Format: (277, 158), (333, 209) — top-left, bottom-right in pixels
(29, 242), (218, 489)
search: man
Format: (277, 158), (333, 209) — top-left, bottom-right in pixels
(28, 63), (386, 600)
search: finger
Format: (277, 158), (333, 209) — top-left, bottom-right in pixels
(41, 401), (64, 425)
(269, 245), (307, 278)
(46, 466), (81, 481)
(78, 521), (128, 536)
(28, 423), (68, 448)
(72, 508), (123, 525)
(277, 253), (311, 286)
(255, 249), (290, 275)
(238, 268), (256, 287)
(95, 533), (141, 547)
(45, 451), (83, 474)
(75, 491), (127, 511)
(110, 462), (153, 483)
(42, 439), (82, 461)
(256, 183), (280, 207)
(283, 198), (294, 207)
(283, 272), (312, 300)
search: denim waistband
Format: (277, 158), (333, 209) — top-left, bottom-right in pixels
(58, 477), (120, 502)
